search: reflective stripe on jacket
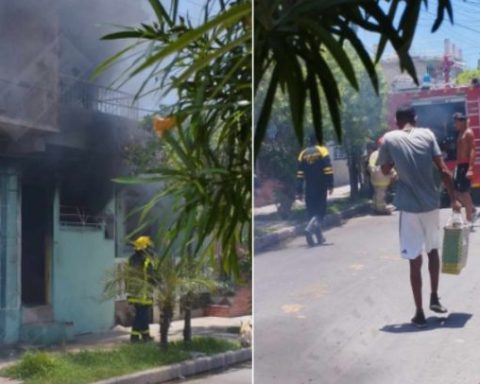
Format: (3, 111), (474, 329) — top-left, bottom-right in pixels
(127, 254), (154, 305)
(296, 145), (334, 196)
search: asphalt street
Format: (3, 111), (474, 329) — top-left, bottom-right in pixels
(254, 209), (480, 384)
(175, 363), (252, 383)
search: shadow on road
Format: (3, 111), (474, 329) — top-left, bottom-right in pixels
(380, 312), (473, 333)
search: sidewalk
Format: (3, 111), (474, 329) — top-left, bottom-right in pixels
(254, 185), (373, 252)
(254, 184), (351, 217)
(0, 315), (251, 383)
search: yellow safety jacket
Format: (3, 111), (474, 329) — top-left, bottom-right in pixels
(296, 145), (334, 196)
(368, 150), (394, 188)
(127, 253), (155, 306)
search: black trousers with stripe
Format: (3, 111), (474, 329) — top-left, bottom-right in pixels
(132, 304), (151, 337)
(305, 188), (328, 220)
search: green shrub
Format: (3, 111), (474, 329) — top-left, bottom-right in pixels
(1, 337), (241, 384)
(176, 337), (241, 354)
(11, 351), (58, 378)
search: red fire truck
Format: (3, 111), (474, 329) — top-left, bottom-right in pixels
(387, 84), (480, 192)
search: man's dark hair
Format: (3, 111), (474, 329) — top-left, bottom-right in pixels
(396, 105), (416, 124)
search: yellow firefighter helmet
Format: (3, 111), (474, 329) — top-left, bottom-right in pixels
(132, 236), (153, 251)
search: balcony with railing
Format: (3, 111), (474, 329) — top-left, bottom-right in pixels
(0, 75), (143, 138)
(59, 76), (140, 121)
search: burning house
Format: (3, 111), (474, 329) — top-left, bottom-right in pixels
(0, 1), (150, 345)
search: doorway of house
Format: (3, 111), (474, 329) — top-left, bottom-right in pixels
(21, 183), (53, 306)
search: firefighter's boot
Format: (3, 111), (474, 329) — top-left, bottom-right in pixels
(130, 334), (141, 343)
(313, 217), (326, 244)
(305, 217), (317, 246)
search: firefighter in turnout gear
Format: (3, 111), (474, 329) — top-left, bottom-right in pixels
(368, 137), (396, 215)
(296, 135), (334, 246)
(127, 236), (155, 342)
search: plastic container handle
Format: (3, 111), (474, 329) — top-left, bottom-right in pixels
(446, 211), (465, 228)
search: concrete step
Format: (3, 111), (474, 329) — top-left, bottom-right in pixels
(22, 305), (53, 324)
(20, 321), (74, 346)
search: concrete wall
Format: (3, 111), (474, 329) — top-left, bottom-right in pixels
(0, 165), (21, 344)
(0, 1), (147, 139)
(0, 2), (59, 131)
(332, 159), (349, 187)
(381, 56), (463, 91)
(0, 173), (118, 344)
(52, 191), (115, 335)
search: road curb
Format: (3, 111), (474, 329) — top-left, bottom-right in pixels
(92, 347), (252, 384)
(255, 202), (371, 253)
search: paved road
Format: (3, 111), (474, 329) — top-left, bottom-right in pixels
(176, 363), (251, 383)
(255, 209), (480, 384)
(254, 185), (351, 216)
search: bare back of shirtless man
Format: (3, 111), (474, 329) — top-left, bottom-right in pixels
(453, 112), (476, 223)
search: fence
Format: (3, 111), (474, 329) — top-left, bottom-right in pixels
(0, 75), (143, 129)
(59, 76), (141, 120)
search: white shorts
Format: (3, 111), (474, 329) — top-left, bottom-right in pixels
(399, 210), (441, 260)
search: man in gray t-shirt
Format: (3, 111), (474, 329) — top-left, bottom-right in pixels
(377, 105), (460, 328)
(378, 127), (442, 213)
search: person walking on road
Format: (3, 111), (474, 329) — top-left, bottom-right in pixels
(377, 105), (461, 328)
(296, 134), (334, 246)
(453, 112), (476, 226)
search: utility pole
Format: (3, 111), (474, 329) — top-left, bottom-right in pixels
(443, 54), (454, 83)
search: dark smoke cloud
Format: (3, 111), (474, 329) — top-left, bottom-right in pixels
(0, 1), (157, 130)
(0, 1), (149, 88)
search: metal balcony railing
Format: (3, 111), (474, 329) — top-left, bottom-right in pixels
(0, 76), (142, 130)
(59, 75), (141, 120)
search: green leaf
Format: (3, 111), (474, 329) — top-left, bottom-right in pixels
(340, 23), (379, 94)
(170, 33), (250, 91)
(149, 0), (174, 27)
(272, 41), (306, 144)
(398, 1), (421, 45)
(299, 20), (359, 91)
(112, 175), (164, 184)
(90, 42), (142, 80)
(374, 1), (399, 62)
(306, 66), (323, 144)
(312, 48), (342, 142)
(101, 30), (146, 40)
(130, 2), (250, 77)
(432, 0), (454, 32)
(254, 65), (279, 160)
(210, 55), (250, 100)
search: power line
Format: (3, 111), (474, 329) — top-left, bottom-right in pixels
(424, 10), (480, 35)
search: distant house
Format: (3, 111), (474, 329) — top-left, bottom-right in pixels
(0, 1), (149, 345)
(381, 38), (465, 92)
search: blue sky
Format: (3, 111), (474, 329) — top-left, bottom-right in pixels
(135, 0), (480, 111)
(135, 0), (218, 110)
(357, 0), (480, 70)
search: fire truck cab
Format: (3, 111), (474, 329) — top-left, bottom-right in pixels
(387, 84), (480, 196)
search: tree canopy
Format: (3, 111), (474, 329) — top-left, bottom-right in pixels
(456, 69), (480, 85)
(256, 47), (388, 204)
(254, 0), (455, 157)
(94, 0), (251, 278)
